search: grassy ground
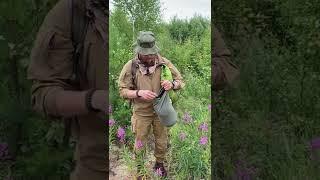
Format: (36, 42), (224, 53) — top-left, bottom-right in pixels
(109, 73), (211, 179)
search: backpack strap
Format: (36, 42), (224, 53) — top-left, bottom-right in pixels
(63, 0), (88, 147)
(70, 0), (89, 85)
(128, 59), (139, 108)
(131, 59), (139, 90)
(157, 54), (166, 67)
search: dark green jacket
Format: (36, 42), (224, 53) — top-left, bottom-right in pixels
(28, 0), (107, 179)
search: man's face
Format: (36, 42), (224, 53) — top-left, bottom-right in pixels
(138, 54), (157, 67)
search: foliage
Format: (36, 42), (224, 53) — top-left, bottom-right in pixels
(0, 0), (72, 179)
(213, 0), (320, 179)
(112, 0), (162, 41)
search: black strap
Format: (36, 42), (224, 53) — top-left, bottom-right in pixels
(129, 59), (139, 108)
(70, 0), (89, 85)
(157, 87), (165, 98)
(131, 59), (139, 90)
(62, 0), (89, 147)
(85, 89), (100, 112)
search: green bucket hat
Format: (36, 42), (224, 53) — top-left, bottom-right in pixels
(134, 31), (160, 55)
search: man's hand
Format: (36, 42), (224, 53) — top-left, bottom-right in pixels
(138, 90), (157, 100)
(91, 90), (107, 113)
(161, 80), (173, 91)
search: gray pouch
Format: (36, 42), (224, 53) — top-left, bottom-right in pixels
(153, 88), (177, 127)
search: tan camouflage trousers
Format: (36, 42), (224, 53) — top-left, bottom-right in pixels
(131, 113), (168, 163)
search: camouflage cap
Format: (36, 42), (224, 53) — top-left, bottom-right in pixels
(134, 31), (160, 55)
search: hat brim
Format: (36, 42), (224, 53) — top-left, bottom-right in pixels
(134, 44), (160, 55)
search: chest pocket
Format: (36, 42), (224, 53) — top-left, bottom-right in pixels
(136, 67), (162, 93)
(81, 26), (107, 90)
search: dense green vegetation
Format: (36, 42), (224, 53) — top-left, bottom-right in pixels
(109, 0), (211, 179)
(213, 0), (320, 179)
(0, 0), (77, 179)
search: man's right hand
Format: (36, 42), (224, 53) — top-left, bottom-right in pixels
(137, 90), (157, 100)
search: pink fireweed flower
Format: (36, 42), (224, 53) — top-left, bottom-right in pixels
(198, 122), (208, 132)
(310, 137), (320, 150)
(108, 119), (115, 127)
(309, 137), (320, 160)
(183, 112), (193, 123)
(135, 140), (144, 149)
(199, 136), (208, 145)
(117, 127), (125, 142)
(179, 132), (187, 141)
(208, 104), (212, 111)
(155, 168), (163, 176)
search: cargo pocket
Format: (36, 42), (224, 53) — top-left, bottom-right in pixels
(29, 29), (73, 80)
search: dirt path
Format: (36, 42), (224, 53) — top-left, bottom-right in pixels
(109, 143), (157, 180)
(109, 145), (133, 180)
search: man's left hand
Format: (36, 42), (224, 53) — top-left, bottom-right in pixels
(161, 80), (173, 91)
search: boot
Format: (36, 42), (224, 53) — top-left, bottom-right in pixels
(137, 175), (144, 180)
(153, 162), (167, 177)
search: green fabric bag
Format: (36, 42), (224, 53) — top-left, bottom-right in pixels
(161, 64), (178, 104)
(153, 88), (177, 127)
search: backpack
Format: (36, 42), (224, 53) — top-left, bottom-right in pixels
(62, 0), (89, 146)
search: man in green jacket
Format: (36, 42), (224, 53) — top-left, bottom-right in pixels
(28, 0), (107, 179)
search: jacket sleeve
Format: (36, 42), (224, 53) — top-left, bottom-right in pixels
(213, 27), (239, 91)
(118, 61), (134, 99)
(27, 0), (89, 118)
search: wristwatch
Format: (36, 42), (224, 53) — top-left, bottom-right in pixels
(171, 80), (175, 89)
(136, 90), (141, 98)
(85, 89), (100, 112)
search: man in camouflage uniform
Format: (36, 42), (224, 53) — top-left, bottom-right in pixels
(213, 27), (239, 90)
(27, 0), (107, 179)
(118, 31), (184, 178)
